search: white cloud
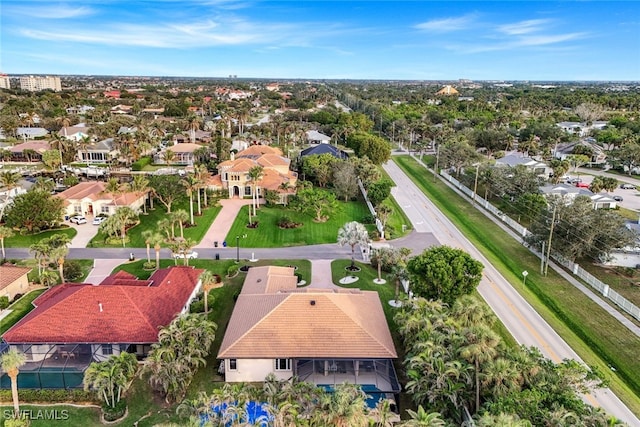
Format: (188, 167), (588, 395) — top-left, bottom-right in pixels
(498, 19), (551, 35)
(6, 4), (95, 19)
(414, 15), (476, 32)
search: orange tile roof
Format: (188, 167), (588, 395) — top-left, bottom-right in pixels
(167, 143), (203, 153)
(56, 182), (143, 205)
(218, 266), (397, 359)
(3, 266), (203, 344)
(238, 145), (282, 157)
(0, 265), (31, 291)
(257, 154), (289, 167)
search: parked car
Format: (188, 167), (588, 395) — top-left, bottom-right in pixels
(575, 182), (590, 188)
(173, 251), (198, 259)
(70, 215), (87, 224)
(613, 195), (623, 202)
(568, 177), (582, 184)
(92, 216), (107, 225)
(620, 183), (636, 190)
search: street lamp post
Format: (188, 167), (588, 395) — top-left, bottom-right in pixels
(522, 270), (528, 287)
(236, 235), (240, 263)
(472, 163), (480, 206)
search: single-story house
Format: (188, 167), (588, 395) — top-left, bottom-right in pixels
(58, 126), (91, 142)
(173, 130), (212, 144)
(77, 138), (118, 164)
(1, 267), (203, 389)
(300, 143), (348, 160)
(539, 183), (618, 209)
(0, 265), (31, 301)
(209, 145), (297, 203)
(16, 128), (48, 139)
(56, 181), (148, 217)
(604, 221), (640, 267)
(218, 266), (400, 396)
(553, 140), (607, 167)
(496, 154), (550, 178)
(8, 141), (51, 162)
(306, 130), (331, 145)
(154, 143), (203, 166)
(556, 121), (608, 137)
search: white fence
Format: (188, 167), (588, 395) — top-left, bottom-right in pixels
(358, 179), (384, 237)
(440, 171), (640, 322)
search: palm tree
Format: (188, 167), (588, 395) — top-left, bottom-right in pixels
(151, 233), (164, 270)
(110, 207), (139, 247)
(170, 210), (189, 239)
(0, 225), (14, 261)
(337, 221), (369, 269)
(375, 204), (393, 240)
(129, 174), (151, 213)
(199, 271), (217, 315)
(247, 165), (264, 217)
(78, 136), (92, 166)
(399, 406), (445, 427)
(315, 382), (369, 427)
(1, 348), (27, 418)
(182, 174), (199, 225)
(50, 245), (69, 283)
(142, 230), (154, 263)
(104, 177), (127, 208)
(29, 241), (50, 276)
(163, 150), (176, 170)
(193, 164), (209, 211)
(83, 352), (138, 409)
(459, 325), (500, 413)
(38, 270), (58, 288)
(387, 264), (408, 306)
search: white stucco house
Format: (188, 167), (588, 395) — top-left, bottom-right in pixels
(55, 181), (148, 217)
(539, 183), (618, 210)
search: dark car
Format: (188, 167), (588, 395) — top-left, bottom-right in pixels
(613, 195), (623, 202)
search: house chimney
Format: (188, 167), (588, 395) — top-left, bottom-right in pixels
(98, 303), (103, 313)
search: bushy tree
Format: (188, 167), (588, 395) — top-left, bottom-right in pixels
(148, 175), (186, 213)
(367, 179), (393, 207)
(332, 160), (359, 201)
(290, 187), (339, 222)
(346, 132), (391, 165)
(4, 190), (64, 232)
(406, 246), (483, 305)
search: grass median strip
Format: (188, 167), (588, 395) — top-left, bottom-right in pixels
(393, 155), (640, 415)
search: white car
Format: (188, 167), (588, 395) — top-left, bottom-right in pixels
(173, 251), (198, 260)
(70, 215), (87, 224)
(620, 183), (636, 190)
(92, 216), (107, 225)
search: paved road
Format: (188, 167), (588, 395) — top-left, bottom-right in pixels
(3, 162), (638, 423)
(383, 160), (640, 426)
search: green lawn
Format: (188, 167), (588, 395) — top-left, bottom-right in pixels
(4, 227), (76, 249)
(0, 289), (46, 335)
(394, 155), (640, 415)
(578, 262), (640, 307)
(225, 202), (371, 248)
(89, 202), (221, 248)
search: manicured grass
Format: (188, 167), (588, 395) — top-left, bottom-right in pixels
(380, 195), (413, 239)
(578, 262), (640, 308)
(4, 227), (76, 248)
(394, 155), (640, 415)
(0, 289), (46, 335)
(89, 202), (221, 248)
(225, 202), (371, 248)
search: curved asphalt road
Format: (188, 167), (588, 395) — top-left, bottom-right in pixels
(4, 162), (639, 424)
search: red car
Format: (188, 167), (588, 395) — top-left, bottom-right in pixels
(576, 182), (590, 188)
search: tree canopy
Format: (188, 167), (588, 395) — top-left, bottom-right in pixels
(406, 246), (484, 305)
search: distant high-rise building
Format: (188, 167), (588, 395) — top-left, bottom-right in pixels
(19, 75), (62, 92)
(0, 73), (10, 89)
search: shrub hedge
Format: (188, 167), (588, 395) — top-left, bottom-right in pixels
(0, 389), (97, 404)
(131, 157), (152, 171)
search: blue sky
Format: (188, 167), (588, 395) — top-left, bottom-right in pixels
(1, 1), (639, 81)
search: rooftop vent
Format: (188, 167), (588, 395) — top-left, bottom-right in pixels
(310, 300), (316, 306)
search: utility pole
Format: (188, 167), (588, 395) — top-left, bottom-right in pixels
(472, 163), (480, 206)
(544, 204), (558, 276)
(434, 143), (440, 182)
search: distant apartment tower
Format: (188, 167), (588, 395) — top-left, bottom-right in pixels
(0, 73), (10, 89)
(19, 75), (62, 92)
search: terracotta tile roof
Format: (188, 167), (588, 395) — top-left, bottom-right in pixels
(0, 265), (31, 291)
(218, 266), (396, 359)
(207, 175), (223, 187)
(56, 182), (143, 206)
(228, 158), (255, 172)
(257, 154), (289, 167)
(237, 145), (282, 157)
(3, 266), (203, 344)
(167, 143), (203, 153)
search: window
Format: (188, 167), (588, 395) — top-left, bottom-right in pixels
(229, 359), (237, 371)
(275, 358), (291, 371)
(102, 344), (113, 355)
(244, 186), (251, 196)
(74, 205), (82, 214)
(101, 206), (110, 214)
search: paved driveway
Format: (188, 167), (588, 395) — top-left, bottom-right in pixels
(69, 220), (100, 248)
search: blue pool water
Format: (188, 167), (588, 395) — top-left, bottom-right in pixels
(318, 384), (386, 409)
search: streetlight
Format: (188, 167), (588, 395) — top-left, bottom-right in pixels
(522, 270), (528, 287)
(236, 235), (240, 263)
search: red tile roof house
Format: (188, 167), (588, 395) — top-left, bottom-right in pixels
(1, 266), (204, 389)
(56, 181), (149, 218)
(218, 266), (400, 402)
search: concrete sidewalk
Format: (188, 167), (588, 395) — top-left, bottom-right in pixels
(194, 199), (252, 249)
